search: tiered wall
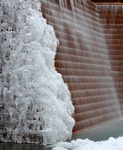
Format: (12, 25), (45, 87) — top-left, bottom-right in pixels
(98, 5), (123, 114)
(41, 0), (121, 134)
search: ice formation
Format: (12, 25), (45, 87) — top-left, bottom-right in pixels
(52, 137), (123, 150)
(0, 0), (75, 145)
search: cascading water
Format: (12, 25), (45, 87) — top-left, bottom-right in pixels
(52, 2), (123, 149)
(41, 0), (122, 134)
(98, 4), (123, 115)
(0, 0), (75, 145)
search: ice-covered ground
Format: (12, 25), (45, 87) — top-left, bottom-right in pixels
(0, 0), (74, 145)
(52, 137), (123, 150)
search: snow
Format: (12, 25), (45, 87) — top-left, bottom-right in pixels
(0, 0), (75, 145)
(52, 137), (123, 150)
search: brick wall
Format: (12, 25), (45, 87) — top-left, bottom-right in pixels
(99, 5), (123, 114)
(41, 0), (122, 134)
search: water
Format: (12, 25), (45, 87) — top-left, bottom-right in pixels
(1, 0), (123, 146)
(98, 4), (123, 115)
(0, 143), (49, 150)
(42, 0), (122, 134)
(1, 118), (123, 150)
(72, 118), (123, 141)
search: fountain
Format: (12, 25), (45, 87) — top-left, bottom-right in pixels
(41, 0), (122, 134)
(98, 3), (123, 115)
(0, 0), (123, 148)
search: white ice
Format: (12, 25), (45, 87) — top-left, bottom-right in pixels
(52, 137), (123, 150)
(0, 0), (75, 145)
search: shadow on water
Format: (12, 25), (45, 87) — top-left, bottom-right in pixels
(0, 143), (53, 150)
(1, 119), (123, 150)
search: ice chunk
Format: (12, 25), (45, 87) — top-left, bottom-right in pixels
(0, 0), (75, 145)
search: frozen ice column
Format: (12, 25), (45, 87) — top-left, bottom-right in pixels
(0, 0), (75, 145)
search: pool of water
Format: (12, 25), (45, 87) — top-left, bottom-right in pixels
(0, 143), (51, 150)
(72, 118), (123, 141)
(1, 118), (123, 150)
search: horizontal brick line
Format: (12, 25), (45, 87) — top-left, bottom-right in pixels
(74, 100), (118, 110)
(72, 113), (120, 133)
(63, 76), (114, 84)
(55, 60), (111, 69)
(56, 46), (109, 58)
(72, 93), (118, 102)
(68, 84), (115, 91)
(73, 96), (118, 106)
(70, 87), (116, 92)
(74, 107), (120, 125)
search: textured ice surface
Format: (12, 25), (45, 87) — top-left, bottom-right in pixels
(0, 0), (75, 145)
(52, 137), (123, 150)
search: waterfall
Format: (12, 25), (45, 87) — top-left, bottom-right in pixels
(0, 0), (122, 146)
(41, 0), (122, 134)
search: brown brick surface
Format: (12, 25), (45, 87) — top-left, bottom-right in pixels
(41, 0), (123, 133)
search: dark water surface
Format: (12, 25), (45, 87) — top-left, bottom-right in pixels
(1, 118), (123, 150)
(0, 143), (52, 150)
